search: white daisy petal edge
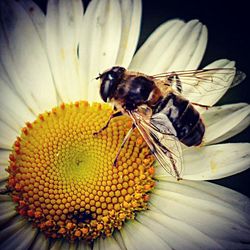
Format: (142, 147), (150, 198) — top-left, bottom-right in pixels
(50, 240), (78, 250)
(18, 0), (46, 44)
(46, 0), (84, 103)
(129, 19), (207, 74)
(29, 233), (50, 250)
(77, 241), (92, 250)
(49, 239), (63, 250)
(0, 213), (26, 238)
(183, 143), (250, 180)
(0, 76), (36, 151)
(113, 231), (128, 250)
(146, 178), (250, 249)
(0, 0), (57, 114)
(203, 103), (250, 144)
(155, 143), (250, 180)
(0, 78), (36, 130)
(0, 77), (36, 150)
(115, 0), (142, 67)
(0, 216), (38, 250)
(0, 196), (17, 227)
(136, 210), (222, 249)
(0, 150), (11, 180)
(121, 219), (171, 250)
(103, 236), (125, 250)
(94, 236), (123, 250)
(129, 19), (184, 72)
(0, 122), (18, 150)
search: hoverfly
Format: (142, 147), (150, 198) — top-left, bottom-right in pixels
(95, 66), (246, 180)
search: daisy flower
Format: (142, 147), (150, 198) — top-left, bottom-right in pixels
(0, 0), (250, 249)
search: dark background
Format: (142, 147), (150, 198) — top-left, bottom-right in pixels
(34, 0), (250, 197)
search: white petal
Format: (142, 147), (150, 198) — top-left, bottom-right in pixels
(0, 199), (17, 227)
(95, 236), (123, 250)
(60, 240), (77, 250)
(30, 232), (49, 250)
(68, 242), (78, 250)
(120, 220), (171, 250)
(166, 21), (207, 72)
(130, 19), (207, 74)
(93, 238), (100, 250)
(184, 26), (207, 70)
(154, 177), (250, 219)
(137, 210), (222, 249)
(50, 239), (63, 250)
(181, 143), (250, 180)
(0, 121), (17, 150)
(77, 240), (92, 250)
(46, 0), (84, 103)
(0, 215), (25, 238)
(0, 78), (36, 130)
(0, 216), (38, 250)
(150, 178), (250, 247)
(217, 240), (250, 250)
(0, 209), (16, 227)
(51, 239), (79, 250)
(187, 59), (235, 106)
(0, 194), (12, 201)
(79, 0), (122, 102)
(0, 181), (7, 190)
(18, 0), (46, 44)
(0, 0), (57, 113)
(112, 231), (127, 250)
(129, 19), (184, 73)
(102, 237), (123, 250)
(115, 0), (142, 67)
(0, 150), (10, 180)
(203, 103), (250, 144)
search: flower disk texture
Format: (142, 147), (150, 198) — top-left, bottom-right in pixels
(7, 102), (154, 241)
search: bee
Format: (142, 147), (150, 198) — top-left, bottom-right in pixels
(95, 66), (246, 180)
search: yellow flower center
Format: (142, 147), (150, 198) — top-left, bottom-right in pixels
(7, 101), (155, 241)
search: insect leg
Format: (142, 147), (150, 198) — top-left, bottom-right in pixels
(113, 124), (136, 166)
(93, 111), (123, 136)
(168, 153), (182, 181)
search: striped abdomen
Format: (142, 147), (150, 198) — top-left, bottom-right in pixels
(153, 93), (205, 146)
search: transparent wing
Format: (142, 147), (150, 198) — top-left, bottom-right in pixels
(152, 68), (246, 96)
(128, 110), (183, 180)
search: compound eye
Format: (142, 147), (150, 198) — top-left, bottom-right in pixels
(100, 79), (111, 102)
(107, 72), (116, 80)
(99, 67), (125, 102)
